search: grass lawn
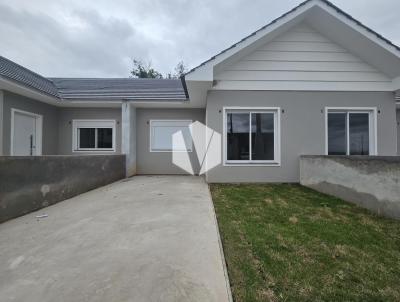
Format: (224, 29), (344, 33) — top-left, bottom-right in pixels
(210, 184), (400, 302)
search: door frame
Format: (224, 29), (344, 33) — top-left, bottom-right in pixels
(10, 108), (43, 156)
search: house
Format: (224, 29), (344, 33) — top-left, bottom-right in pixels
(0, 0), (399, 183)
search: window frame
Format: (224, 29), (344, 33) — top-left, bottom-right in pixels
(325, 107), (377, 156)
(72, 119), (116, 152)
(223, 107), (281, 166)
(149, 119), (193, 153)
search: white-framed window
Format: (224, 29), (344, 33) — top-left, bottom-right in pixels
(223, 107), (281, 166)
(325, 107), (377, 156)
(150, 120), (193, 152)
(72, 120), (116, 152)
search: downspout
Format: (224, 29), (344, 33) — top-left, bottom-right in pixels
(180, 75), (189, 100)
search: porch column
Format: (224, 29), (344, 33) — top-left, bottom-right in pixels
(121, 101), (137, 177)
(0, 90), (3, 156)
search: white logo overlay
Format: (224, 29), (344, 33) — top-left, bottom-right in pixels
(172, 121), (221, 175)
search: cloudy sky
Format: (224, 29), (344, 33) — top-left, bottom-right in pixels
(0, 0), (399, 78)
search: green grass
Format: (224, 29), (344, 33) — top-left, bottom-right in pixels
(210, 184), (400, 302)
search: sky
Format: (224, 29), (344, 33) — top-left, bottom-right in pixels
(0, 0), (399, 78)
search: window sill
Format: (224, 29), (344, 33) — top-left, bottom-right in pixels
(73, 149), (116, 153)
(223, 161), (281, 167)
(149, 150), (193, 153)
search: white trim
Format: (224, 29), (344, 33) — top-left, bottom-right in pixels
(222, 107), (281, 166)
(186, 0), (400, 82)
(186, 1), (318, 80)
(316, 1), (400, 59)
(212, 81), (394, 92)
(324, 107), (377, 156)
(10, 108), (43, 156)
(72, 119), (116, 153)
(149, 119), (193, 152)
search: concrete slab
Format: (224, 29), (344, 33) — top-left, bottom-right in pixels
(0, 176), (231, 302)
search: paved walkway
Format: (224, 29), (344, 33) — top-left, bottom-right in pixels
(0, 176), (231, 302)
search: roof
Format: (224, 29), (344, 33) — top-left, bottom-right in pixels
(0, 56), (59, 98)
(185, 0), (400, 76)
(0, 55), (187, 102)
(50, 78), (187, 101)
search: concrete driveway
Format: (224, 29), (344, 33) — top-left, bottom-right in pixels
(0, 176), (231, 302)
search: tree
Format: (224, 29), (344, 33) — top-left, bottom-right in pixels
(130, 59), (163, 79)
(173, 61), (188, 78)
(129, 59), (188, 79)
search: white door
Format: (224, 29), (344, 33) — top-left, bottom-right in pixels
(11, 109), (42, 156)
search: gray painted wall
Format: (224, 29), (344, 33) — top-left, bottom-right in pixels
(206, 91), (397, 183)
(300, 155), (400, 219)
(136, 108), (205, 174)
(397, 109), (400, 155)
(58, 108), (122, 155)
(0, 91), (3, 155)
(2, 91), (59, 155)
(0, 155), (125, 223)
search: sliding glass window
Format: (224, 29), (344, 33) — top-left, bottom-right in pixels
(225, 109), (279, 165)
(327, 109), (375, 156)
(72, 120), (116, 152)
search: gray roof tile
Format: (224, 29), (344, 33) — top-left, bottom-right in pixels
(50, 78), (187, 101)
(0, 56), (59, 97)
(0, 56), (187, 102)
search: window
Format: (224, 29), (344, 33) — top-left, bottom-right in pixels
(72, 120), (116, 152)
(326, 108), (376, 156)
(224, 108), (280, 165)
(150, 120), (192, 152)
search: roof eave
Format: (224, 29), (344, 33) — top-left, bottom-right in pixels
(0, 76), (61, 105)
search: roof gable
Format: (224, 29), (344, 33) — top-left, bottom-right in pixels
(185, 0), (400, 82)
(213, 23), (392, 91)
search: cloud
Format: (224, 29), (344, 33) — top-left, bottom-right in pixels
(0, 0), (398, 77)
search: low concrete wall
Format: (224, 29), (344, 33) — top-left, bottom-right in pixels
(300, 156), (400, 219)
(0, 155), (125, 223)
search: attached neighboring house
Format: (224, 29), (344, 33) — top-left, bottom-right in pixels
(0, 0), (399, 183)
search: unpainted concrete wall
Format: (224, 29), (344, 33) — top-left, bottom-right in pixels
(300, 156), (400, 219)
(0, 155), (125, 223)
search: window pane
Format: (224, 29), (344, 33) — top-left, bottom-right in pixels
(328, 113), (346, 155)
(227, 113), (249, 160)
(251, 113), (274, 160)
(97, 128), (113, 149)
(151, 121), (192, 151)
(349, 113), (369, 155)
(78, 128), (95, 148)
